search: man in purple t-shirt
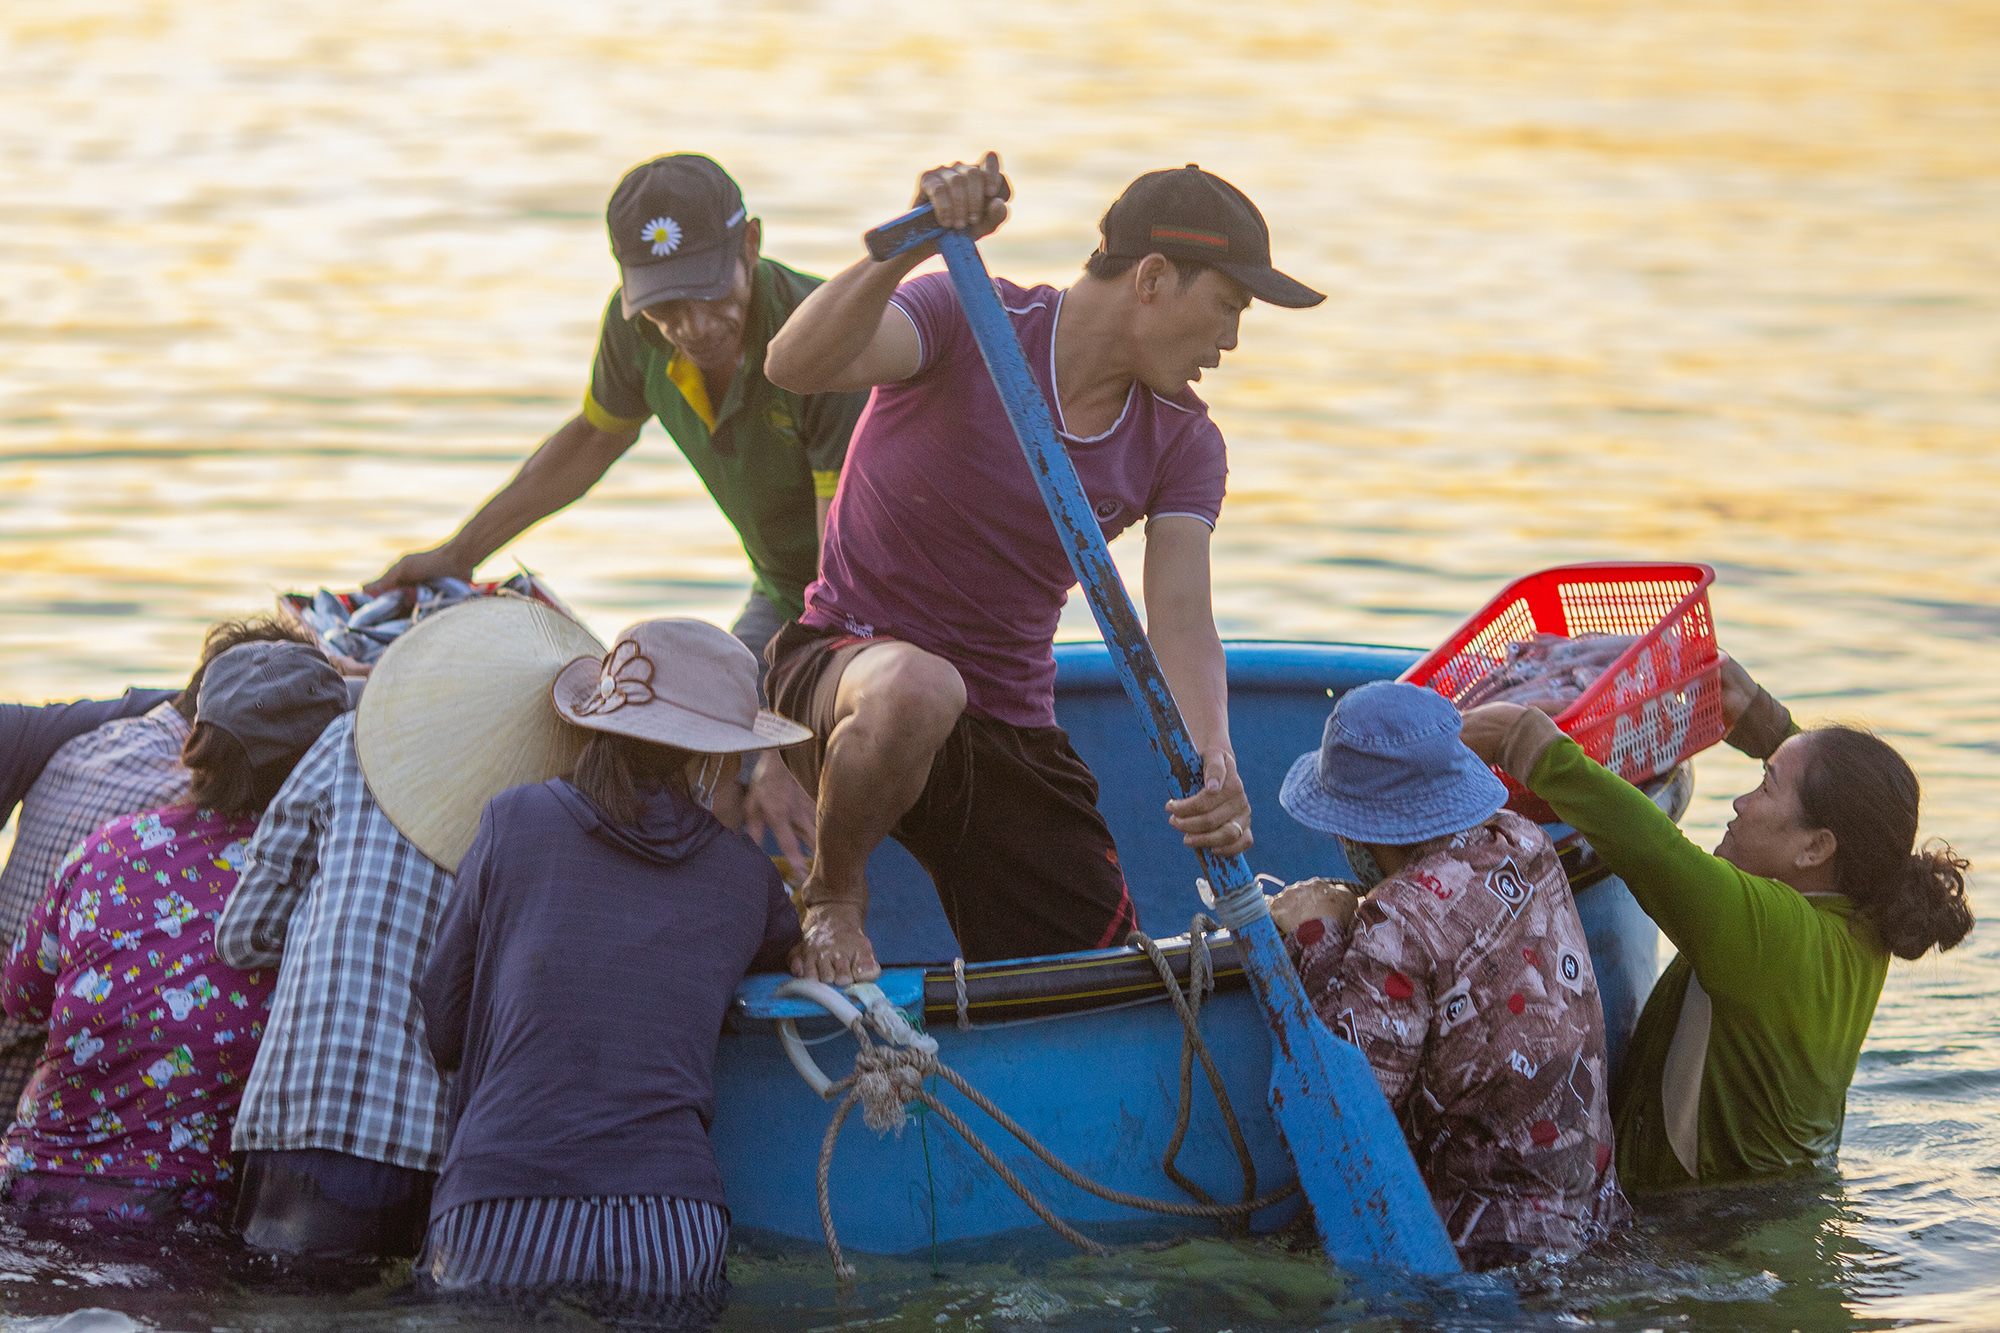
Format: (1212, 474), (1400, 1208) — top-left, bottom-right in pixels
(764, 154), (1323, 983)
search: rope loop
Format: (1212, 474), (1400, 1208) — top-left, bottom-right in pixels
(802, 922), (1301, 1282)
(1188, 913), (1217, 1012)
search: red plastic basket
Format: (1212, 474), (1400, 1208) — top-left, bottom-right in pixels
(1399, 562), (1726, 822)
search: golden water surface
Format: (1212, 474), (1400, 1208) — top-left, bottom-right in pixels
(3, 0), (1997, 1328)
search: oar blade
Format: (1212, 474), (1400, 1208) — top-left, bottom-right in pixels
(1232, 917), (1460, 1274)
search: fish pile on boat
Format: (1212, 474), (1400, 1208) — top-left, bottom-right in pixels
(291, 574), (541, 665)
(1454, 632), (1638, 713)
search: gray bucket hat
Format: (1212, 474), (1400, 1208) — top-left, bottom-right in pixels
(551, 617), (812, 754)
(196, 640), (348, 767)
(1279, 681), (1509, 845)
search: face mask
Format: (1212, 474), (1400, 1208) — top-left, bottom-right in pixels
(1337, 836), (1387, 890)
(692, 755), (724, 811)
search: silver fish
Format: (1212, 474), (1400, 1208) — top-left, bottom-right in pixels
(324, 629), (381, 663)
(348, 589), (411, 628)
(412, 596), (474, 623)
(298, 607), (345, 638)
(1456, 633), (1637, 710)
(312, 589), (348, 621)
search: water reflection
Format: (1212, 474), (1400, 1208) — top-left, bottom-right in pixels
(4, 0), (1998, 1326)
(0, 1181), (1929, 1332)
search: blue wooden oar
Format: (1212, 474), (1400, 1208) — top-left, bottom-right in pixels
(863, 205), (1461, 1274)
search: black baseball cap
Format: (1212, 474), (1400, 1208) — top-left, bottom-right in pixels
(607, 154), (749, 319)
(196, 641), (348, 767)
(1100, 165), (1323, 309)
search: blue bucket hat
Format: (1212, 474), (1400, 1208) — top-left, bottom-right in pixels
(1279, 681), (1509, 845)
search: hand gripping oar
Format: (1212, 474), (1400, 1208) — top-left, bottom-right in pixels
(863, 207), (1460, 1275)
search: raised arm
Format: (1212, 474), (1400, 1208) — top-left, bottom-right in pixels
(1714, 656), (1800, 761)
(366, 412), (641, 594)
(1460, 662), (1818, 991)
(1, 689), (177, 829)
(1290, 896), (1430, 1107)
(765, 154), (1010, 395)
(1145, 516), (1252, 857)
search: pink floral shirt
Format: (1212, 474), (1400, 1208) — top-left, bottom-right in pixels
(2, 805), (274, 1205)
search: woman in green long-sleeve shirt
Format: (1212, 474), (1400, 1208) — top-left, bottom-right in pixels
(1461, 661), (1974, 1192)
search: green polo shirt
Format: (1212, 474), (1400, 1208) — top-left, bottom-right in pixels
(582, 257), (868, 622)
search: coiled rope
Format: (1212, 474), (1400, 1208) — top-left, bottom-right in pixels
(804, 918), (1300, 1281)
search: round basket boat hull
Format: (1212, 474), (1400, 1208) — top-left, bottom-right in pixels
(714, 641), (1673, 1255)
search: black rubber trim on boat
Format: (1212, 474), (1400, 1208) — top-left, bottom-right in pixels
(922, 935), (1247, 1027)
(917, 763), (1693, 1028)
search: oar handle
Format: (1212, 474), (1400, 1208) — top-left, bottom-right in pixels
(863, 182), (1016, 265)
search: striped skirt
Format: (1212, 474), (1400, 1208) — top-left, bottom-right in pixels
(422, 1194), (728, 1304)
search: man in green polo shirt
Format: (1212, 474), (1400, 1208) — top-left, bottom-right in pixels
(369, 154), (866, 859)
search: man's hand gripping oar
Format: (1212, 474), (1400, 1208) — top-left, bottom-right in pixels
(862, 180), (1461, 1277)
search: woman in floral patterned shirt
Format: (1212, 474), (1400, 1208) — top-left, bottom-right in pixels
(1, 642), (347, 1225)
(1272, 681), (1628, 1269)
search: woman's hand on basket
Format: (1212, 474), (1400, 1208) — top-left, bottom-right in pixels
(1718, 655), (1761, 730)
(1459, 703), (1529, 765)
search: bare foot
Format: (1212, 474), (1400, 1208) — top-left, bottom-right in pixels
(790, 901), (882, 986)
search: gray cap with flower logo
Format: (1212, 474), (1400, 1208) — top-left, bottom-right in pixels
(607, 154), (749, 319)
(551, 618), (812, 753)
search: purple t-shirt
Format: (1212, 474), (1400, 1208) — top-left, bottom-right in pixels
(800, 272), (1228, 728)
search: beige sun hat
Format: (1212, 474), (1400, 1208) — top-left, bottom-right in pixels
(551, 617), (812, 753)
(355, 596), (606, 872)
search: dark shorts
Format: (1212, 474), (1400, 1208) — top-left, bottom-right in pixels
(234, 1148), (435, 1259)
(765, 620), (1135, 964)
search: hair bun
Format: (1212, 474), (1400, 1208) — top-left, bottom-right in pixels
(1878, 842), (1974, 961)
(1795, 727), (1973, 962)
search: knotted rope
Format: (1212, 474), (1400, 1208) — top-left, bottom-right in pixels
(851, 1040), (931, 1134)
(805, 919), (1301, 1282)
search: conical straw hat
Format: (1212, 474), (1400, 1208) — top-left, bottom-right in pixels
(356, 595), (605, 872)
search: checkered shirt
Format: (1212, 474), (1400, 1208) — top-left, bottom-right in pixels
(0, 1031), (40, 1125)
(0, 702), (190, 1095)
(218, 712), (457, 1172)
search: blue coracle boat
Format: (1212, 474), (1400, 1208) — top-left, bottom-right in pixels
(714, 641), (1682, 1257)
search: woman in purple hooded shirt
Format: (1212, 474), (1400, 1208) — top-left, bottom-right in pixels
(418, 619), (806, 1312)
